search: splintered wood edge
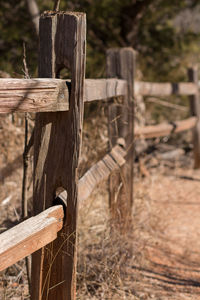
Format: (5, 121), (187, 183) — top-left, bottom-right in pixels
(0, 205), (64, 271)
(0, 78), (69, 113)
(41, 11), (85, 17)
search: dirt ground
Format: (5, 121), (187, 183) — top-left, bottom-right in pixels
(77, 139), (200, 299)
(133, 165), (200, 299)
(1, 115), (200, 299)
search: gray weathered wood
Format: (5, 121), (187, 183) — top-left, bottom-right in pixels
(0, 206), (63, 272)
(84, 78), (127, 102)
(106, 48), (135, 230)
(78, 143), (126, 205)
(135, 117), (197, 139)
(0, 78), (126, 113)
(188, 67), (200, 168)
(0, 78), (69, 113)
(135, 81), (198, 96)
(31, 12), (86, 300)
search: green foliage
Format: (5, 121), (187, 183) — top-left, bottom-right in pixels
(1, 0), (200, 82)
(0, 1), (38, 76)
(63, 0), (200, 81)
(136, 0), (200, 81)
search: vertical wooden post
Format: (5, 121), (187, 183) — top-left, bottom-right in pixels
(188, 66), (200, 169)
(135, 94), (147, 154)
(31, 12), (86, 300)
(106, 48), (135, 230)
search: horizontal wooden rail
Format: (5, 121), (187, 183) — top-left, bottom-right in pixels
(135, 81), (198, 96)
(0, 78), (127, 113)
(135, 116), (197, 140)
(0, 205), (64, 271)
(84, 78), (127, 102)
(78, 142), (126, 204)
(0, 78), (69, 113)
(0, 143), (126, 271)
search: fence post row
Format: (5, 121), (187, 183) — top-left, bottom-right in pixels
(31, 12), (86, 300)
(1, 8), (200, 300)
(188, 66), (200, 169)
(106, 48), (135, 230)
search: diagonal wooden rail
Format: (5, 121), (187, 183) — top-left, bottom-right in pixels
(0, 9), (199, 300)
(79, 142), (126, 204)
(0, 142), (126, 273)
(0, 206), (64, 272)
(0, 102), (197, 294)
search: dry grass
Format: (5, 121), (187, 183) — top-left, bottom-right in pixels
(77, 104), (141, 299)
(0, 107), (146, 299)
(1, 108), (200, 299)
(77, 183), (138, 299)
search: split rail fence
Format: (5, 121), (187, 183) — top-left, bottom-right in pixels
(0, 11), (199, 300)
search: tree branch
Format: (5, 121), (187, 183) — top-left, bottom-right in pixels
(26, 0), (40, 36)
(53, 0), (61, 11)
(21, 43), (34, 293)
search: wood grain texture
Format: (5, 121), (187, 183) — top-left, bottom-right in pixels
(106, 48), (135, 230)
(0, 78), (69, 113)
(0, 206), (63, 272)
(135, 117), (197, 139)
(0, 78), (126, 113)
(135, 81), (198, 96)
(84, 78), (127, 102)
(78, 143), (126, 204)
(188, 67), (200, 168)
(31, 12), (86, 300)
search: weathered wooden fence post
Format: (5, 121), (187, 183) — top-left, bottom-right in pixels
(188, 66), (200, 169)
(31, 12), (86, 300)
(106, 48), (135, 230)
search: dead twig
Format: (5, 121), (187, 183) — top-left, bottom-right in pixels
(146, 96), (188, 112)
(22, 43), (31, 220)
(22, 128), (34, 219)
(21, 43), (34, 292)
(26, 0), (40, 36)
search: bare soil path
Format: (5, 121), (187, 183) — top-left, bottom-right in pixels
(133, 166), (200, 299)
(1, 113), (200, 299)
